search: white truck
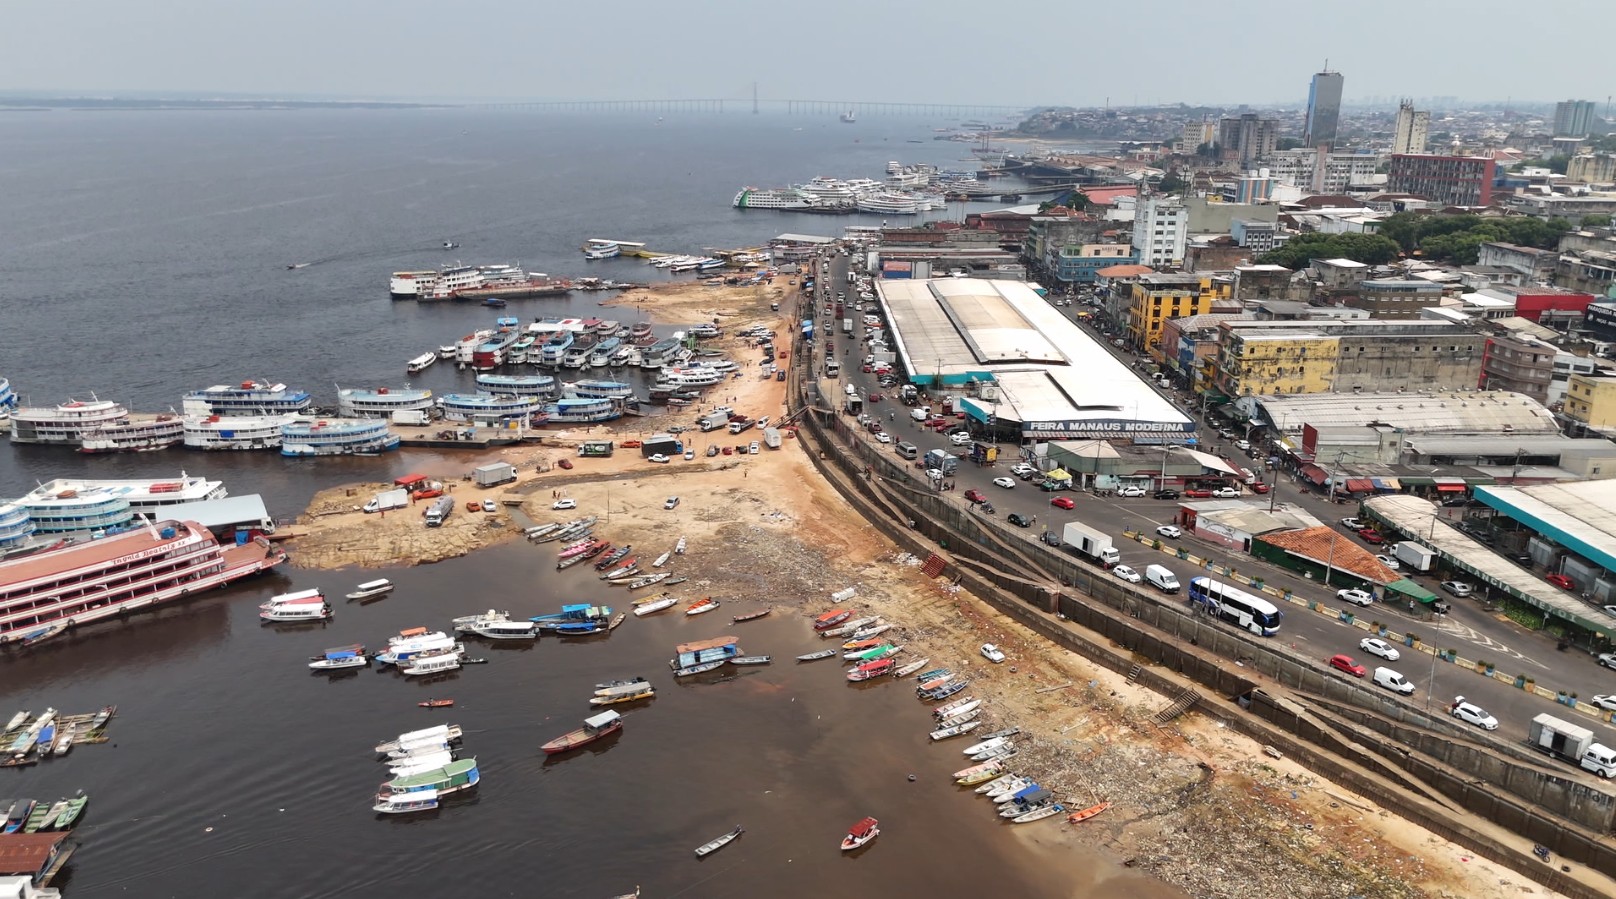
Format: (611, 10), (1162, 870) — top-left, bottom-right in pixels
(1062, 521), (1120, 568)
(424, 496), (455, 528)
(1528, 713), (1616, 777)
(473, 461), (518, 488)
(363, 488), (409, 514)
(1392, 541), (1436, 573)
(699, 411), (731, 432)
(391, 409), (430, 426)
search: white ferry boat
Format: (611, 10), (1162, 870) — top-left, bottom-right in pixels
(406, 353), (436, 374)
(0, 377), (15, 412)
(8, 399), (129, 445)
(390, 271), (437, 298)
(796, 177), (858, 204)
(78, 413), (185, 454)
(857, 191), (932, 215)
(18, 475), (226, 534)
(564, 380), (635, 400)
(337, 387), (435, 419)
(280, 419), (401, 457)
(589, 337), (623, 368)
(474, 374), (555, 397)
(182, 381), (312, 417)
(658, 367), (725, 388)
(640, 338), (683, 369)
(583, 241), (621, 260)
(438, 393), (543, 423)
(0, 519), (284, 644)
(182, 413), (300, 451)
(541, 398), (622, 424)
(417, 265), (483, 301)
(732, 188), (819, 210)
(561, 346), (591, 369)
(0, 502), (36, 553)
(538, 331), (575, 367)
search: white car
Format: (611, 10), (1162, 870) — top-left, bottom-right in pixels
(1374, 554), (1401, 570)
(1211, 487), (1240, 498)
(1589, 695), (1616, 712)
(1336, 588), (1374, 607)
(1234, 439), (1251, 451)
(845, 384), (859, 397)
(1010, 463), (1037, 477)
(552, 498), (577, 511)
(648, 453), (671, 464)
(875, 432), (892, 444)
(481, 499), (496, 513)
(663, 496), (680, 510)
(1358, 637), (1400, 661)
(1156, 525), (1181, 539)
(1117, 485), (1147, 497)
(949, 433), (973, 446)
(1111, 564), (1142, 584)
(981, 643), (1006, 663)
(1450, 701), (1498, 730)
(749, 441), (760, 454)
(925, 468), (945, 482)
(1340, 517), (1366, 530)
(684, 449), (696, 460)
(1602, 653), (1616, 671)
(992, 477), (1015, 489)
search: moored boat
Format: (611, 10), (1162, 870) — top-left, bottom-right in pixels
(1013, 803), (1065, 824)
(374, 724), (462, 755)
(920, 681), (968, 702)
(955, 762), (1005, 785)
(728, 655), (771, 666)
(374, 787), (441, 814)
(590, 682), (655, 706)
(893, 657), (931, 678)
(685, 597), (719, 616)
(933, 698), (981, 720)
(963, 736), (1011, 757)
(633, 596), (678, 616)
(731, 608), (771, 623)
(1067, 801), (1112, 824)
(52, 792), (88, 829)
(694, 825), (743, 857)
(261, 598), (333, 623)
(846, 658), (895, 682)
(345, 579), (394, 601)
(309, 648), (368, 671)
(377, 758), (480, 798)
(651, 551), (672, 568)
(840, 816), (879, 851)
(540, 710), (623, 755)
(418, 699), (455, 708)
(813, 609), (853, 630)
(673, 659), (725, 677)
(930, 719), (982, 741)
(849, 622), (892, 640)
(796, 648), (838, 661)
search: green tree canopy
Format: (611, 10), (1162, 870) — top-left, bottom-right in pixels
(1256, 233), (1401, 269)
(1375, 211), (1571, 263)
(1582, 214), (1613, 227)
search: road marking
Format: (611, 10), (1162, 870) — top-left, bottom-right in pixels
(1429, 619), (1549, 671)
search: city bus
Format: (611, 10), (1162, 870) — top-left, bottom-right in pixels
(1187, 577), (1282, 636)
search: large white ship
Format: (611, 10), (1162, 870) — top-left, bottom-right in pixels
(732, 188), (819, 210)
(17, 474), (227, 534)
(183, 413), (302, 451)
(856, 191), (936, 215)
(280, 418), (401, 457)
(0, 519), (285, 645)
(79, 413), (184, 454)
(8, 399), (130, 445)
(0, 502), (35, 553)
(182, 381), (312, 417)
(438, 393), (543, 423)
(390, 271), (436, 298)
(337, 387), (435, 419)
(0, 377), (16, 412)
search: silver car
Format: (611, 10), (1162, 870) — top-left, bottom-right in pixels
(1451, 701), (1498, 730)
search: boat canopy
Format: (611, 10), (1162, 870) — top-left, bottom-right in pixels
(325, 650), (359, 660)
(268, 588), (323, 603)
(584, 710), (621, 730)
(676, 635), (739, 653)
(561, 603), (593, 615)
(1018, 789), (1052, 805)
(848, 816), (878, 837)
(356, 579), (392, 591)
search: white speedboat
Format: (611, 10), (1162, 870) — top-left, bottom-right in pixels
(373, 788), (440, 814)
(401, 652), (463, 677)
(345, 579), (394, 601)
(633, 596), (678, 616)
(261, 599), (332, 623)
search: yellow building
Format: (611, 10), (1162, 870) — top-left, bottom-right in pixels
(1127, 273), (1231, 359)
(1563, 371), (1616, 428)
(1214, 330), (1340, 397)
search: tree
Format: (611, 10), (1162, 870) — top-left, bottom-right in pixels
(1156, 170), (1187, 195)
(1256, 233), (1401, 269)
(1195, 141), (1220, 159)
(1582, 214), (1613, 227)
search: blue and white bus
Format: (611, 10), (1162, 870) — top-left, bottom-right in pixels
(1188, 577), (1282, 636)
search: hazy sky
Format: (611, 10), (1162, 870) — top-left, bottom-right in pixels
(5, 0), (1609, 107)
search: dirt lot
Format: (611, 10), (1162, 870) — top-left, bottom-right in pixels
(282, 276), (1567, 898)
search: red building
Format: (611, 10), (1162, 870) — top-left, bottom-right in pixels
(1387, 154), (1496, 207)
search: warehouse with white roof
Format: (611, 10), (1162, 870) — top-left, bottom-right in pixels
(874, 278), (1193, 442)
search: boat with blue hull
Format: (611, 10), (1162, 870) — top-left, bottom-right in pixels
(438, 393), (543, 423)
(538, 331), (575, 367)
(337, 387), (435, 419)
(530, 604), (612, 633)
(541, 397), (622, 424)
(280, 418), (400, 457)
(587, 337), (623, 367)
(564, 380), (635, 400)
(0, 377), (15, 412)
(474, 374), (555, 397)
(182, 380), (312, 416)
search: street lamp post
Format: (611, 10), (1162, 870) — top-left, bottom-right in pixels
(1323, 531), (1337, 587)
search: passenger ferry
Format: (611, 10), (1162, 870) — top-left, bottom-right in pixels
(732, 187), (820, 210)
(640, 338), (683, 369)
(182, 381), (312, 417)
(0, 519), (286, 645)
(541, 397), (623, 424)
(629, 322), (655, 345)
(182, 413), (301, 451)
(589, 337), (623, 367)
(856, 191), (934, 215)
(561, 346), (591, 369)
(390, 271), (436, 298)
(658, 367), (725, 388)
(8, 399), (129, 445)
(564, 380), (635, 400)
(0, 502), (36, 553)
(280, 418), (401, 457)
(583, 242), (621, 260)
(406, 353), (436, 374)
(472, 331), (524, 371)
(337, 387), (435, 419)
(78, 413), (184, 454)
(474, 374), (555, 397)
(18, 475), (227, 535)
(538, 331), (575, 367)
(417, 265), (483, 301)
(438, 393), (543, 423)
(0, 377), (15, 412)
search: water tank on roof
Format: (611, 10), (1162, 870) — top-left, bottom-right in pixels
(160, 527), (176, 539)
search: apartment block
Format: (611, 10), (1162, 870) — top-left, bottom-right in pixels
(1349, 279), (1446, 319)
(1554, 100), (1597, 139)
(1130, 196), (1188, 268)
(1218, 114), (1279, 167)
(1563, 371), (1616, 429)
(1391, 101), (1429, 155)
(1387, 154), (1496, 207)
(1212, 319), (1485, 398)
(1127, 273), (1231, 357)
(1050, 244), (1138, 284)
(1477, 241), (1558, 282)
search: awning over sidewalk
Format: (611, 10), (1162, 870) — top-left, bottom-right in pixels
(1344, 478), (1374, 493)
(1299, 463), (1328, 486)
(1434, 477), (1467, 493)
(1385, 578), (1439, 605)
(1371, 477), (1401, 491)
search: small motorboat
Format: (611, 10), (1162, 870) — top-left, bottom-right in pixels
(634, 596), (678, 616)
(540, 710), (623, 755)
(591, 682), (655, 706)
(310, 651), (369, 671)
(728, 655), (771, 666)
(685, 597), (719, 616)
(1067, 801), (1112, 824)
(51, 792), (88, 830)
(930, 719), (983, 741)
(955, 762), (1005, 785)
(373, 787), (440, 815)
(893, 657), (930, 678)
(418, 699), (455, 709)
(796, 649), (838, 661)
(652, 551), (672, 568)
(933, 698), (981, 721)
(813, 609), (853, 631)
(694, 825), (743, 857)
(442, 241), (459, 250)
(673, 660), (725, 677)
(840, 816), (879, 851)
(1014, 803), (1065, 824)
(346, 579), (394, 601)
(731, 608), (771, 623)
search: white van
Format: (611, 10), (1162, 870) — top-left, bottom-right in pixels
(1372, 667), (1415, 695)
(1144, 564), (1180, 594)
(910, 406), (931, 422)
(1581, 743), (1616, 778)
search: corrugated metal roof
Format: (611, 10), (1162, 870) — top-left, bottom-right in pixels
(156, 494), (272, 528)
(1405, 436), (1614, 456)
(1474, 482), (1616, 573)
(1255, 391), (1558, 435)
(1257, 525), (1402, 585)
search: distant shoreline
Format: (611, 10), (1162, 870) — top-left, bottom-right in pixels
(0, 99), (443, 111)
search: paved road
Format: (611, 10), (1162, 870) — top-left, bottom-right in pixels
(805, 251), (1616, 765)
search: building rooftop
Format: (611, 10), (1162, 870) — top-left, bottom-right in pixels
(1403, 435), (1616, 457)
(0, 833), (68, 877)
(1474, 481), (1616, 577)
(1136, 273), (1205, 287)
(161, 494), (273, 531)
(1094, 264), (1155, 279)
(1257, 525), (1401, 584)
(1248, 390), (1559, 435)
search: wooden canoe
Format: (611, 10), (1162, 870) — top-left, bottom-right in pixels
(1066, 801), (1111, 824)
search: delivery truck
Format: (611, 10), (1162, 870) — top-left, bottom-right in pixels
(473, 461), (518, 488)
(424, 496), (455, 528)
(1528, 713), (1616, 777)
(1392, 541), (1436, 572)
(1061, 521), (1120, 568)
(363, 488), (409, 514)
(923, 448), (959, 476)
(391, 409), (431, 426)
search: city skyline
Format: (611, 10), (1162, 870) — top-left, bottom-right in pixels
(3, 0), (1613, 106)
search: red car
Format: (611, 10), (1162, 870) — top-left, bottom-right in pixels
(862, 364), (873, 373)
(964, 489), (987, 504)
(1050, 496), (1076, 510)
(1357, 527), (1384, 544)
(1327, 654), (1367, 677)
(1182, 488), (1212, 499)
(1251, 483), (1270, 494)
(1546, 573), (1575, 590)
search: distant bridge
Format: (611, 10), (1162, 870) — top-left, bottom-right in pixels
(470, 98), (1033, 118)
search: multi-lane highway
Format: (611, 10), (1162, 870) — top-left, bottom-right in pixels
(799, 249), (1616, 765)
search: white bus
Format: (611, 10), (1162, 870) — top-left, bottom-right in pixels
(1188, 576), (1281, 636)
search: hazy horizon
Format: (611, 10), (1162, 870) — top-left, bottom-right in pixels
(6, 1), (1611, 108)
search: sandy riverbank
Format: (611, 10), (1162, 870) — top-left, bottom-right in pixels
(279, 275), (1553, 898)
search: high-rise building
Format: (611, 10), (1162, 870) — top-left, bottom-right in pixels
(1303, 69), (1345, 149)
(1554, 99), (1597, 138)
(1130, 196), (1188, 268)
(1387, 154), (1496, 207)
(1217, 114), (1279, 166)
(1391, 100), (1429, 155)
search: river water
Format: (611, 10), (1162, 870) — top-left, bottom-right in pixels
(0, 110), (1181, 897)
